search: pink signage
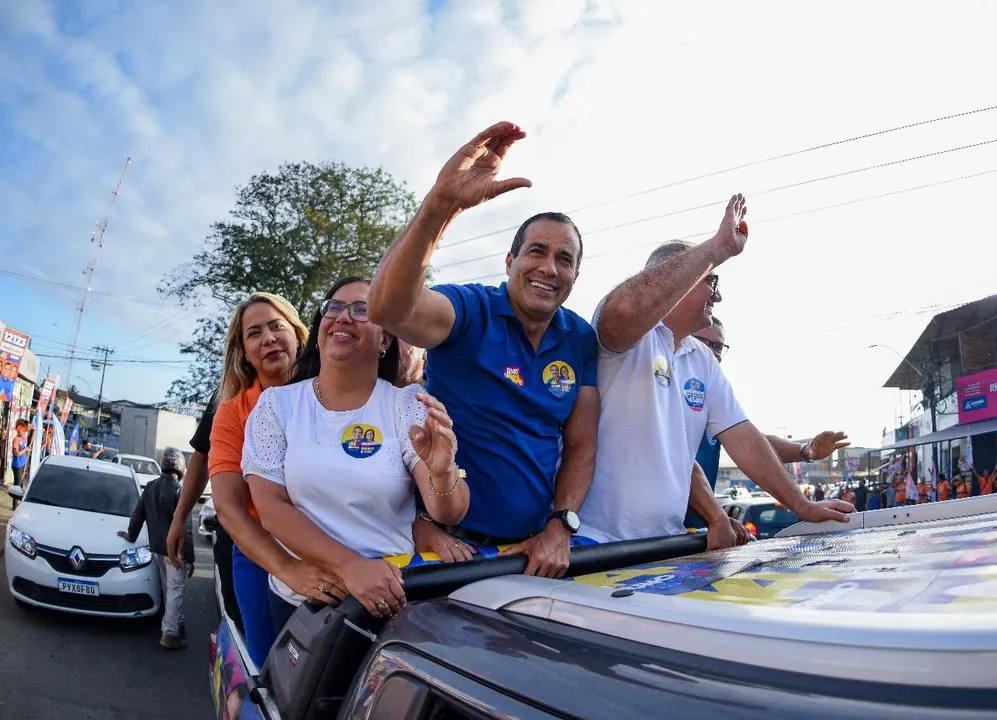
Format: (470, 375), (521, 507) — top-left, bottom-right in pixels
(956, 367), (997, 424)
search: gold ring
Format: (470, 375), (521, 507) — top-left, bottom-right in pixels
(318, 582), (327, 594)
(375, 600), (390, 614)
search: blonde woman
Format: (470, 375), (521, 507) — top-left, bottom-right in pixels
(244, 277), (469, 625)
(209, 292), (344, 668)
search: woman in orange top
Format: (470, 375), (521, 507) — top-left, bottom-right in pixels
(955, 476), (970, 499)
(209, 292), (337, 668)
(895, 479), (906, 505)
(916, 478), (928, 504)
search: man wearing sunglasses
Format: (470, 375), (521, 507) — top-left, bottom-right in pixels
(369, 122), (598, 578)
(685, 316), (850, 528)
(580, 198), (854, 549)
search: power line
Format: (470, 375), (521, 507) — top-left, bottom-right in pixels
(33, 352), (193, 365)
(113, 308), (194, 352)
(450, 166), (997, 284)
(436, 137), (997, 272)
(0, 268), (193, 310)
(437, 103), (997, 251)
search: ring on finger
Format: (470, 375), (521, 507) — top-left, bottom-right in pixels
(318, 582), (327, 594)
(374, 599), (390, 615)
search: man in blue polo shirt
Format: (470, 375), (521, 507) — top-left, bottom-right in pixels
(369, 121), (599, 579)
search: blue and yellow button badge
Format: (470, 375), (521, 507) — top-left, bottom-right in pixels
(543, 361), (575, 397)
(341, 423), (383, 458)
(653, 354), (671, 387)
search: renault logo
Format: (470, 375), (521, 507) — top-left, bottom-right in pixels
(69, 547), (87, 571)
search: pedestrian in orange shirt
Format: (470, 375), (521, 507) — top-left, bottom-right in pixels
(916, 477), (928, 504)
(936, 475), (951, 502)
(955, 476), (970, 499)
(895, 479), (906, 505)
(973, 467), (995, 496)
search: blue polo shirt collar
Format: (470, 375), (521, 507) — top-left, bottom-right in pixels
(492, 282), (568, 333)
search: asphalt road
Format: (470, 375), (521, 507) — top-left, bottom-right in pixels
(0, 505), (218, 720)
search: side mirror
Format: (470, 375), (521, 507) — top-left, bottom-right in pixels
(7, 486), (24, 500)
(201, 512), (218, 533)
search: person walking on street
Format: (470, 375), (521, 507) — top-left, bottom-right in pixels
(853, 479), (869, 512)
(10, 419), (28, 509)
(118, 447), (194, 650)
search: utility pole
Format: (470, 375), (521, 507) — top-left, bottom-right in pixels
(91, 346), (114, 438)
(67, 157), (131, 385)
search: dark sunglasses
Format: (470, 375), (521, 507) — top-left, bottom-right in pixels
(320, 299), (369, 322)
(703, 274), (720, 296)
(694, 336), (729, 357)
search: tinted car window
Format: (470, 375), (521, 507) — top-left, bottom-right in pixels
(27, 463), (138, 517)
(748, 504), (799, 534)
(121, 458), (160, 475)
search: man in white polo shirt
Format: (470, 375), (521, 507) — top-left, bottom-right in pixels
(581, 195), (854, 546)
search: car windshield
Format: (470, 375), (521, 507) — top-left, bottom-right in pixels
(121, 458), (161, 476)
(26, 463), (138, 517)
(750, 505), (799, 530)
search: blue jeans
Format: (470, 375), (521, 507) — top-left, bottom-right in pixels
(231, 544), (277, 668)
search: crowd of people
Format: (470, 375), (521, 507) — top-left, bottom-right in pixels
(143, 121), (858, 665)
(826, 466), (997, 511)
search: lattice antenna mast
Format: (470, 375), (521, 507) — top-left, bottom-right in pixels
(66, 157), (131, 384)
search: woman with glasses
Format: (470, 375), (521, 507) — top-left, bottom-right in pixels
(210, 292), (344, 668)
(243, 277), (470, 627)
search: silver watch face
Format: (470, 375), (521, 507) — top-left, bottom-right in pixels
(565, 510), (581, 531)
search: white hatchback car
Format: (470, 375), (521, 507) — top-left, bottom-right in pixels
(5, 455), (161, 618)
(111, 453), (162, 489)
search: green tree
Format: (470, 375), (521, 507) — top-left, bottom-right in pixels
(159, 161), (417, 403)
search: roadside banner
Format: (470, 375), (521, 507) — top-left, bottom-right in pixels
(28, 413), (43, 480)
(68, 422), (81, 455)
(60, 397), (74, 424)
(0, 327), (30, 403)
(37, 377), (57, 418)
(50, 416), (66, 457)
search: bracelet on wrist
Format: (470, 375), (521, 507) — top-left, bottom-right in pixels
(428, 465), (466, 498)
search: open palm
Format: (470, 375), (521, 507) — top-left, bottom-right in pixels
(433, 121), (533, 211)
(409, 393), (457, 476)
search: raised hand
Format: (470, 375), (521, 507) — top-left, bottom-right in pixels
(429, 121), (532, 213)
(409, 392), (458, 477)
(809, 431), (850, 461)
(710, 194), (749, 261)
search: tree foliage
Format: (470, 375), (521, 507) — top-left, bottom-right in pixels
(159, 161), (417, 403)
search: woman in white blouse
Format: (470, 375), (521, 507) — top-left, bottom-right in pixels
(243, 277), (470, 621)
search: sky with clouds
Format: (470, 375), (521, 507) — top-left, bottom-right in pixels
(1, 0), (996, 450)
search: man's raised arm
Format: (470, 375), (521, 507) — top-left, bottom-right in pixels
(597, 195), (748, 353)
(369, 121), (532, 349)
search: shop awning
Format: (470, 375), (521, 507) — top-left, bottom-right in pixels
(881, 417), (997, 450)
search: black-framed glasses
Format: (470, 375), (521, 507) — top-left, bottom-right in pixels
(694, 336), (729, 358)
(320, 299), (369, 322)
(703, 274), (720, 296)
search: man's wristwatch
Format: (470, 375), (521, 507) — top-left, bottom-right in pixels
(799, 441), (815, 463)
(549, 509), (581, 534)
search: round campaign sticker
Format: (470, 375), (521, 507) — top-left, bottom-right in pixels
(542, 361), (576, 397)
(683, 378), (706, 412)
(653, 354), (670, 388)
(341, 423), (383, 458)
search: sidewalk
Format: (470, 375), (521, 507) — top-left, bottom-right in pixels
(0, 489), (14, 551)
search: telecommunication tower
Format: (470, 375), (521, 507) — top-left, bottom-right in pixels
(66, 157), (131, 384)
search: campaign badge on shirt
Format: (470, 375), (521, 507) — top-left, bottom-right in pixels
(341, 423), (383, 458)
(683, 377), (706, 412)
(542, 361), (575, 397)
(653, 354), (671, 387)
(504, 366), (524, 386)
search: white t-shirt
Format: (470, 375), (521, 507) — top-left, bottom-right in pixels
(580, 302), (748, 542)
(242, 378), (426, 605)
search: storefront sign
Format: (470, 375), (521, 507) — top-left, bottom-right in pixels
(957, 367), (997, 424)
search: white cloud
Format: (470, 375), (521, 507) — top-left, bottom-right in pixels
(0, 0), (995, 444)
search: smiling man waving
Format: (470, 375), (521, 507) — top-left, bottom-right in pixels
(368, 122), (599, 578)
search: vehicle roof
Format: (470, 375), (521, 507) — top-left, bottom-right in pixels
(728, 495), (781, 506)
(115, 453), (158, 462)
(451, 499), (997, 689)
(40, 454), (134, 477)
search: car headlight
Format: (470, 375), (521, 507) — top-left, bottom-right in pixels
(120, 546), (153, 571)
(8, 526), (36, 559)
